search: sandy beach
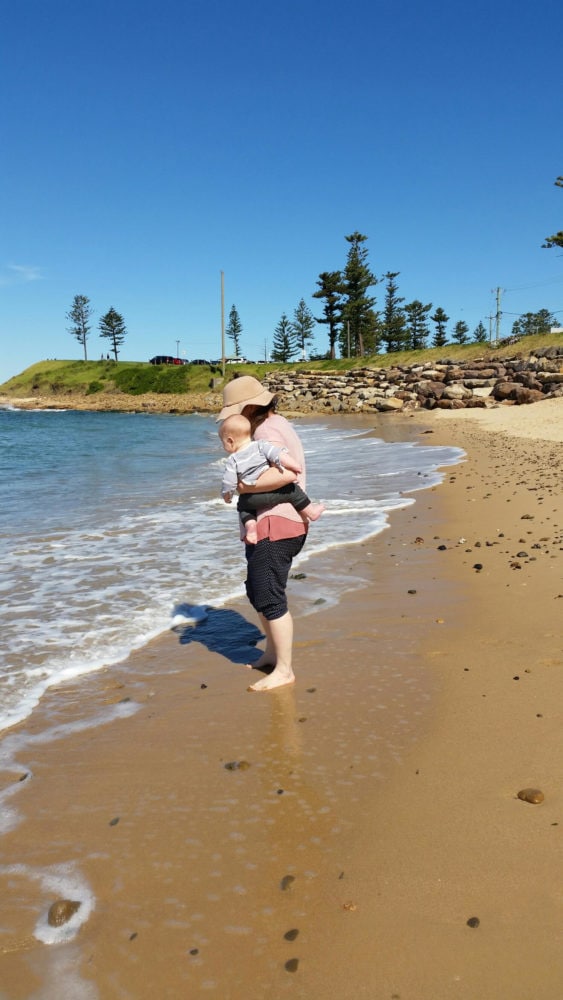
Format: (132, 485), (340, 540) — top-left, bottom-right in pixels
(0, 399), (562, 999)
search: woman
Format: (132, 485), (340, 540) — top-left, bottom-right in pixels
(217, 375), (308, 691)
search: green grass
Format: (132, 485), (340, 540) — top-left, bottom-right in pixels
(2, 332), (562, 398)
(0, 359), (218, 396)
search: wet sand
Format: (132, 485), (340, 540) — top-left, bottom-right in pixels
(0, 400), (562, 998)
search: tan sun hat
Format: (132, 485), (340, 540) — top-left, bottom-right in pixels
(216, 375), (274, 422)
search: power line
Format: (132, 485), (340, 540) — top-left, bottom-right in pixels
(503, 307), (563, 316)
(504, 275), (563, 292)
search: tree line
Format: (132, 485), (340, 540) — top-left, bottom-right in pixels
(69, 175), (560, 364)
(230, 224), (559, 362)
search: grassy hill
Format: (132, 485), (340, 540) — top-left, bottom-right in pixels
(2, 332), (562, 400)
(0, 359), (221, 398)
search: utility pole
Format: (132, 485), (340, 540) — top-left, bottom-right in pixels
(493, 287), (503, 346)
(487, 315), (494, 348)
(221, 271), (225, 378)
(176, 339), (180, 359)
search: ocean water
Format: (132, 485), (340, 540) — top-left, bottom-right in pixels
(0, 407), (463, 733)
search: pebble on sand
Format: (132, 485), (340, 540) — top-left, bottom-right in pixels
(280, 874), (296, 891)
(47, 899), (81, 927)
(517, 788), (545, 804)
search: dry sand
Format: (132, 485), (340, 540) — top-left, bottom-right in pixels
(0, 400), (562, 999)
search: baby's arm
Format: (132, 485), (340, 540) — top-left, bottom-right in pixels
(278, 451), (302, 474)
(260, 440), (302, 475)
(221, 458), (238, 503)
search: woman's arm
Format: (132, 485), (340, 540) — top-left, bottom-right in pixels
(237, 466), (297, 494)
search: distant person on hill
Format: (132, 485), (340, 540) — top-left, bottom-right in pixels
(219, 413), (324, 545)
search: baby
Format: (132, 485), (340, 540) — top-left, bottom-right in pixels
(219, 413), (324, 544)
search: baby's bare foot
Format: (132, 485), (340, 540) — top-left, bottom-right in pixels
(303, 502), (325, 522)
(245, 523), (258, 544)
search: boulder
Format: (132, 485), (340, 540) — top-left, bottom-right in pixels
(375, 397), (404, 411)
(442, 384), (473, 400)
(492, 381), (520, 401)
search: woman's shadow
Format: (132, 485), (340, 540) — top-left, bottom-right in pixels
(171, 603), (265, 666)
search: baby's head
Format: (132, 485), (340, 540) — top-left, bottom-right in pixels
(219, 413), (253, 453)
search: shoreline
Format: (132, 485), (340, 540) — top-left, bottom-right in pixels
(0, 391), (222, 414)
(0, 402), (562, 997)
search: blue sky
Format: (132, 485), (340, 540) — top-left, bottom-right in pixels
(1, 0), (562, 382)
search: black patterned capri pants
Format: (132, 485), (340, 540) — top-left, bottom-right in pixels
(245, 534), (307, 621)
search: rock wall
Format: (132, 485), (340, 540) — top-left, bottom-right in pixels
(263, 346), (563, 415)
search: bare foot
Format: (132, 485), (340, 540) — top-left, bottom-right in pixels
(246, 651), (276, 672)
(244, 522), (258, 544)
(248, 666), (295, 692)
(303, 502), (325, 523)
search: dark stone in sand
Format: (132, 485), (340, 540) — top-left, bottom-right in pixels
(437, 544), (447, 550)
(284, 928), (299, 941)
(306, 687), (316, 693)
(466, 916), (480, 928)
(280, 874), (296, 891)
(291, 573), (307, 580)
(224, 760), (250, 771)
(109, 817), (120, 826)
(473, 564), (483, 571)
(313, 598), (326, 605)
(285, 958), (299, 973)
(189, 948), (199, 955)
(517, 788), (544, 804)
(516, 551), (529, 558)
(47, 899), (81, 927)
(277, 789), (284, 795)
(200, 683), (208, 689)
(407, 589), (417, 594)
(130, 932), (138, 941)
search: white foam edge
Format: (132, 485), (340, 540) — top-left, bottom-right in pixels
(0, 702), (139, 833)
(0, 861), (95, 944)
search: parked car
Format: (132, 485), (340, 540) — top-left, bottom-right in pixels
(190, 359), (210, 366)
(149, 355), (189, 365)
(225, 357), (248, 364)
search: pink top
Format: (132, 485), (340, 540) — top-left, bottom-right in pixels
(251, 413), (307, 543)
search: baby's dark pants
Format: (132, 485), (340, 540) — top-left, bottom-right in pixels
(237, 484), (310, 526)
